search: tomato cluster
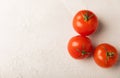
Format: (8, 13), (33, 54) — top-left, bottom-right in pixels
(67, 10), (118, 68)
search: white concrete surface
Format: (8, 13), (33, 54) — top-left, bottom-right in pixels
(0, 0), (120, 78)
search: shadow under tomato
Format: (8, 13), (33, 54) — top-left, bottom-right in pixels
(91, 19), (105, 37)
(89, 19), (106, 50)
(114, 53), (120, 67)
(89, 20), (106, 45)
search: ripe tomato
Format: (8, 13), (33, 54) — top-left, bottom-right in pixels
(67, 35), (93, 59)
(94, 43), (118, 68)
(73, 10), (98, 36)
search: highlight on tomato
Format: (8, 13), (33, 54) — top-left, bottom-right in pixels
(94, 43), (118, 68)
(67, 35), (93, 59)
(73, 10), (98, 36)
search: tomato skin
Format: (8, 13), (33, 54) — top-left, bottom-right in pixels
(67, 35), (93, 59)
(73, 10), (98, 36)
(94, 43), (118, 68)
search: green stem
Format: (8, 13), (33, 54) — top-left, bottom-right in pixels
(81, 50), (87, 55)
(76, 49), (89, 56)
(83, 12), (94, 21)
(102, 47), (114, 61)
(106, 52), (114, 57)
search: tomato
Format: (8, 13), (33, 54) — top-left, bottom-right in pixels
(73, 10), (98, 36)
(67, 35), (93, 59)
(94, 43), (118, 68)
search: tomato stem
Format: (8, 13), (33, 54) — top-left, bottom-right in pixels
(76, 48), (90, 56)
(106, 52), (114, 57)
(81, 50), (87, 55)
(106, 52), (114, 61)
(83, 12), (94, 21)
(102, 46), (114, 61)
(83, 12), (89, 21)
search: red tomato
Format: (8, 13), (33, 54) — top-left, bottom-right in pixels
(73, 10), (98, 36)
(67, 35), (93, 59)
(94, 43), (118, 68)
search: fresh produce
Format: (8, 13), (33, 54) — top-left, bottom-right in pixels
(67, 9), (119, 68)
(73, 10), (98, 36)
(94, 43), (118, 68)
(68, 35), (93, 59)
